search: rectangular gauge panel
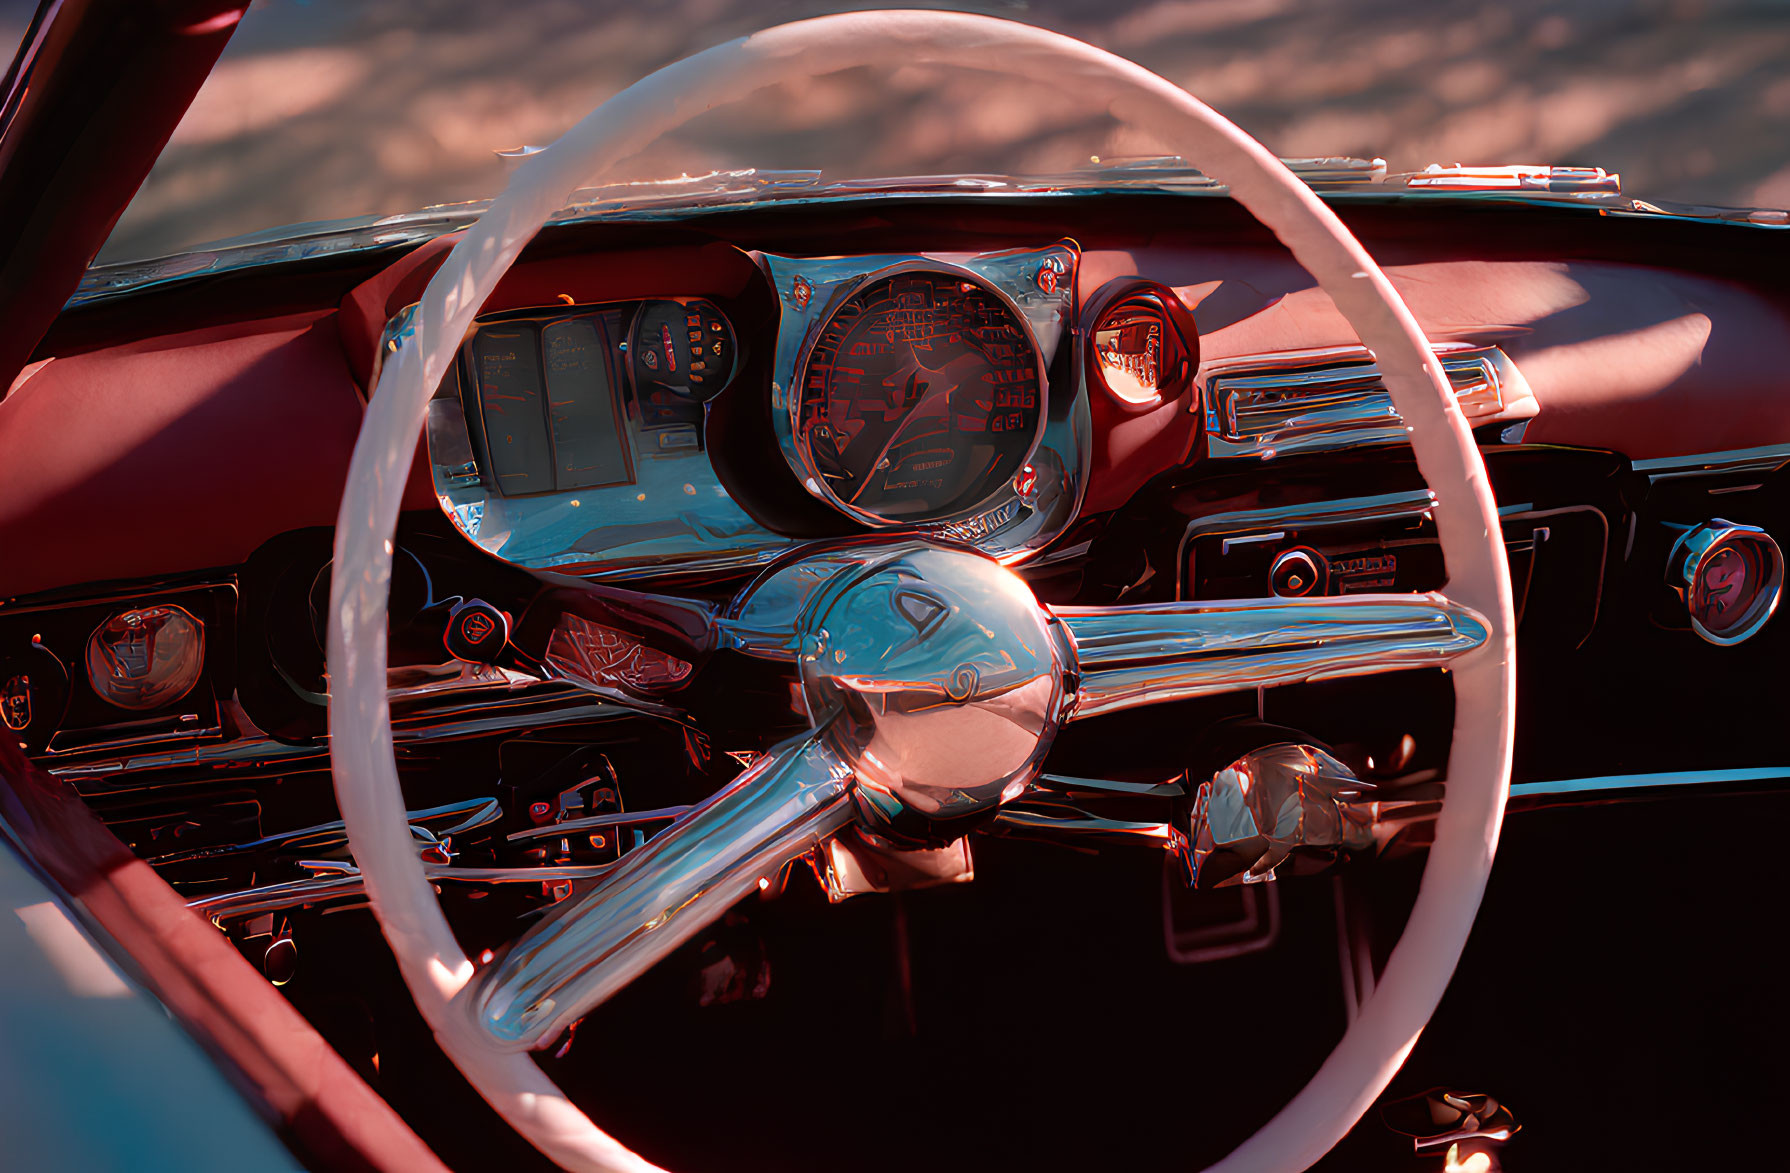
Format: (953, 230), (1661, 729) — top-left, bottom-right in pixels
(472, 325), (555, 496)
(542, 316), (634, 492)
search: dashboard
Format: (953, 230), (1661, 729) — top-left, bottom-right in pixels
(0, 188), (1782, 870)
(5, 193), (1786, 611)
(416, 241), (1089, 580)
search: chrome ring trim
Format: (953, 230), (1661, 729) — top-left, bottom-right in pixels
(772, 254), (1055, 529)
(1665, 519), (1784, 645)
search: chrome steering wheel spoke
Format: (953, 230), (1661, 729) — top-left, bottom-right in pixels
(463, 732), (854, 1051)
(1057, 591), (1490, 720)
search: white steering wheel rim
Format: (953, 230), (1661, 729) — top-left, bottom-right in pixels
(327, 12), (1515, 1172)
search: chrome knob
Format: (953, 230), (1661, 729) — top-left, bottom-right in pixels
(1269, 547), (1327, 597)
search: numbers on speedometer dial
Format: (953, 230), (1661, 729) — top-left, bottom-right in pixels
(796, 269), (1043, 523)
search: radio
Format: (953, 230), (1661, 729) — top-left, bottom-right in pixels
(1178, 492), (1607, 646)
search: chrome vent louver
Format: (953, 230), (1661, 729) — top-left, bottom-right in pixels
(1204, 345), (1533, 460)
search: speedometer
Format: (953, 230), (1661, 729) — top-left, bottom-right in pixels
(795, 267), (1044, 523)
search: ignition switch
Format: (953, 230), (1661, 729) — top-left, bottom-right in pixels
(1269, 547), (1329, 597)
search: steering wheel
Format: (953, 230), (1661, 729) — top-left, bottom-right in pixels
(327, 12), (1515, 1172)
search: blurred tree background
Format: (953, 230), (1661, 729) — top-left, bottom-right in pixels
(4, 0), (1787, 262)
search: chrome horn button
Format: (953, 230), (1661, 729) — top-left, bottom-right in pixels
(795, 543), (1075, 845)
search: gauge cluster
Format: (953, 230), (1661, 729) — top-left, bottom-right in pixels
(764, 241), (1086, 559)
(418, 240), (1089, 581)
(422, 295), (780, 580)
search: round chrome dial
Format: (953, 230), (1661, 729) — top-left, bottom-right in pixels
(1667, 519), (1784, 645)
(794, 265), (1046, 526)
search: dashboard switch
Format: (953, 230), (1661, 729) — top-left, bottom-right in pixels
(444, 599), (512, 664)
(1269, 547), (1328, 597)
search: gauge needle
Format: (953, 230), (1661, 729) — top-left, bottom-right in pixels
(842, 349), (983, 504)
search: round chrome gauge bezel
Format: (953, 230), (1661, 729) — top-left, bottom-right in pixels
(1667, 520), (1784, 646)
(786, 259), (1051, 530)
(84, 603), (207, 711)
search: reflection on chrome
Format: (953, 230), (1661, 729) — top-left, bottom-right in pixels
(817, 832), (975, 901)
(461, 535), (1496, 1052)
(1204, 344), (1533, 461)
(796, 543), (1073, 840)
(988, 801), (1177, 849)
(1186, 743), (1376, 887)
(1381, 1085), (1522, 1152)
(467, 540), (1075, 1048)
(84, 604), (206, 712)
(189, 860), (616, 926)
(1059, 593), (1490, 720)
(151, 797), (500, 867)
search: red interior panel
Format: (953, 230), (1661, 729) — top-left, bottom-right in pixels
(0, 312), (365, 598)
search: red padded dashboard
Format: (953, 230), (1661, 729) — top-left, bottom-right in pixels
(0, 311), (364, 599)
(3, 206), (1787, 602)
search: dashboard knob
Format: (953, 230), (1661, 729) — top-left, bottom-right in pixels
(1269, 547), (1328, 598)
(444, 599), (511, 664)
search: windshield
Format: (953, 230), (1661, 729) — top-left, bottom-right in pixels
(29, 0), (1789, 264)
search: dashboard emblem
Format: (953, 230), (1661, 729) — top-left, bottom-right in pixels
(790, 275), (813, 310)
(460, 610), (496, 645)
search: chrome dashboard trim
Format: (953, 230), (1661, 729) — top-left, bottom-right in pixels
(71, 162), (1790, 312)
(504, 804), (692, 843)
(1175, 489), (1437, 599)
(188, 862), (620, 926)
(1509, 766), (1790, 802)
(414, 295), (791, 583)
(148, 798), (501, 868)
(1202, 344), (1535, 461)
(47, 681), (629, 787)
(1633, 443), (1790, 483)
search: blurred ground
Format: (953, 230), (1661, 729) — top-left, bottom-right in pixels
(6, 0), (1790, 262)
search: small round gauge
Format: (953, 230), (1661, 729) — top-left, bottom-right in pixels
(795, 268), (1044, 523)
(628, 298), (737, 403)
(1669, 520), (1784, 645)
(1084, 278), (1200, 409)
(85, 604), (205, 711)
